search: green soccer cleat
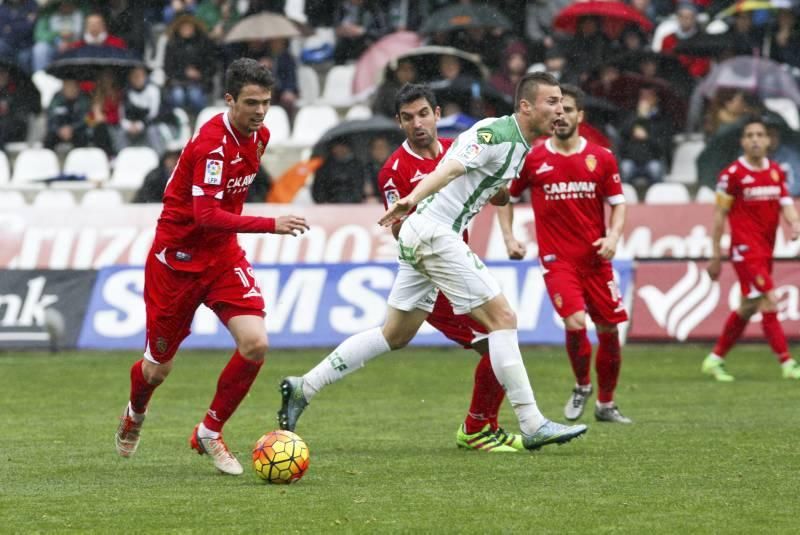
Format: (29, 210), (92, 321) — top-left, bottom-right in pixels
(522, 420), (587, 451)
(456, 424), (518, 453)
(277, 376), (309, 432)
(494, 427), (524, 451)
(781, 359), (800, 379)
(702, 354), (735, 382)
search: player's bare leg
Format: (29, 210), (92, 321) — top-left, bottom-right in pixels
(469, 295), (587, 450)
(115, 358), (172, 457)
(279, 307), (428, 431)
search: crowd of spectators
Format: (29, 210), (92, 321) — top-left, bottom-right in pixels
(1, 0), (800, 203)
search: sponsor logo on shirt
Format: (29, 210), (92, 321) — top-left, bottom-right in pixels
(458, 143), (483, 162)
(771, 169), (780, 182)
(204, 159), (223, 185)
(536, 162), (554, 174)
(385, 189), (400, 205)
(543, 181), (597, 200)
(477, 129), (493, 143)
(227, 172), (257, 194)
(743, 185), (782, 200)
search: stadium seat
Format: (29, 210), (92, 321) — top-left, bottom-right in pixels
(194, 106), (228, 133)
(320, 64), (356, 108)
(32, 189), (76, 208)
(63, 147), (111, 183)
(0, 151), (10, 184)
(667, 140), (706, 184)
(644, 183), (691, 204)
(0, 190), (26, 207)
(31, 70), (63, 109)
(265, 105), (291, 145)
(111, 147), (160, 190)
(764, 98), (800, 130)
(81, 189), (125, 207)
(287, 104), (339, 147)
(345, 104), (373, 120)
(621, 182), (639, 204)
(695, 185), (717, 204)
(297, 65), (321, 106)
(11, 148), (60, 184)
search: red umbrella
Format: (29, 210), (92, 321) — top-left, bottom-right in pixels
(553, 1), (654, 40)
(353, 31), (422, 97)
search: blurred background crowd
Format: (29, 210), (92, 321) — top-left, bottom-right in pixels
(1, 0), (800, 207)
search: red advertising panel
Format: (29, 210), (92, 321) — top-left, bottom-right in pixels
(629, 261), (800, 341)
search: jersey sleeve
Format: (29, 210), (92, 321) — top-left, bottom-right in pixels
(508, 162), (530, 201)
(377, 163), (403, 210)
(716, 165), (737, 197)
(778, 165), (794, 206)
(600, 152), (625, 206)
(443, 129), (502, 171)
(190, 137), (227, 200)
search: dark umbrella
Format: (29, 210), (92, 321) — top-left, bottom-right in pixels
(582, 95), (621, 125)
(587, 72), (687, 129)
(0, 56), (41, 114)
(419, 4), (513, 34)
(385, 46), (488, 83)
(553, 1), (655, 40)
(428, 77), (514, 116)
(671, 31), (740, 58)
(223, 12), (301, 43)
(311, 116), (405, 160)
(608, 50), (693, 96)
(46, 45), (145, 81)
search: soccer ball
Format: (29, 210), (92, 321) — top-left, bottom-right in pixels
(252, 430), (310, 484)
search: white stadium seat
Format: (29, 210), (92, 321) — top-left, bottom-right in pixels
(111, 147), (160, 190)
(287, 104), (339, 147)
(320, 64), (356, 107)
(32, 189), (76, 208)
(621, 182), (639, 204)
(12, 148), (60, 184)
(667, 140), (706, 184)
(0, 190), (26, 208)
(297, 65), (321, 106)
(0, 150), (10, 184)
(63, 147), (110, 183)
(194, 106), (228, 134)
(764, 98), (800, 130)
(265, 105), (291, 145)
(644, 182), (691, 204)
(345, 104), (373, 120)
(80, 189), (125, 207)
(695, 185), (717, 204)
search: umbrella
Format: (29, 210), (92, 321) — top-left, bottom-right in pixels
(385, 46), (488, 84)
(0, 56), (41, 114)
(553, 1), (655, 40)
(671, 31), (741, 58)
(428, 77), (514, 117)
(587, 72), (687, 129)
(223, 12), (301, 43)
(714, 0), (796, 19)
(608, 50), (693, 95)
(582, 95), (621, 125)
(419, 4), (513, 34)
(311, 116), (405, 159)
(46, 45), (145, 80)
(353, 31), (422, 97)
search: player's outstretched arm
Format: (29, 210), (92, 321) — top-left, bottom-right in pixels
(274, 215), (310, 236)
(378, 159), (465, 227)
(496, 203), (525, 260)
(780, 202), (800, 241)
(593, 203), (626, 260)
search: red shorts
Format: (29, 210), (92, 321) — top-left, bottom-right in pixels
(143, 246), (265, 363)
(426, 292), (488, 349)
(543, 260), (628, 325)
(732, 257), (774, 298)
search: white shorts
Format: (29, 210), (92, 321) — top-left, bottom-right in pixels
(387, 213), (501, 315)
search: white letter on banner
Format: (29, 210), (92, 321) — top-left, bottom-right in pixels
(330, 266), (392, 333)
(95, 270), (145, 337)
(256, 268), (325, 333)
(324, 225), (371, 263)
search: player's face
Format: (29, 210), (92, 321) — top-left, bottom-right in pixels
(553, 95), (583, 140)
(226, 83), (271, 134)
(397, 98), (440, 150)
(521, 84), (564, 137)
(741, 123), (768, 159)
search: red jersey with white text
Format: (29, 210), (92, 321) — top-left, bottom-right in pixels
(378, 138), (454, 208)
(156, 112), (270, 271)
(511, 137), (625, 266)
(717, 156), (791, 260)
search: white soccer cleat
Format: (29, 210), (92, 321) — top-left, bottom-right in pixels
(189, 424), (243, 475)
(115, 405), (144, 457)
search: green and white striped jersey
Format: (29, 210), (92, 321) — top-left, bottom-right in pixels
(416, 114), (531, 234)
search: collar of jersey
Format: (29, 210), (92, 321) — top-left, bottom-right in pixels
(401, 139), (443, 160)
(545, 136), (586, 156)
(511, 114), (530, 150)
(222, 111), (256, 146)
(737, 155), (769, 172)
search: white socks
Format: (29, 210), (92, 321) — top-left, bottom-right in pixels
(488, 329), (546, 435)
(197, 422), (219, 440)
(302, 327), (391, 401)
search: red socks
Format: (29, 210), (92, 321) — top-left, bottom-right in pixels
(129, 359), (157, 414)
(202, 351), (264, 433)
(761, 311), (791, 363)
(464, 352), (505, 434)
(566, 329), (592, 386)
(713, 312), (748, 357)
(596, 332), (621, 404)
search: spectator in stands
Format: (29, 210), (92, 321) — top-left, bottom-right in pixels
(619, 118), (665, 186)
(561, 15), (611, 85)
(769, 8), (800, 69)
(525, 0), (572, 57)
(616, 25), (648, 55)
(163, 0), (198, 24)
(164, 13), (217, 115)
(630, 0), (657, 24)
(32, 0), (84, 72)
(196, 0), (242, 44)
(0, 0), (37, 73)
(132, 148), (182, 203)
(102, 0), (147, 57)
(528, 46), (567, 82)
(247, 39), (299, 120)
(246, 167), (272, 202)
(0, 65), (31, 145)
(704, 89), (759, 137)
(725, 10), (764, 56)
(363, 135), (391, 202)
(44, 78), (91, 150)
(333, 0), (388, 64)
(661, 3), (710, 78)
(372, 59), (417, 117)
(121, 66), (166, 156)
(71, 12), (127, 50)
(311, 140), (366, 203)
(622, 86), (673, 161)
(489, 41), (528, 100)
(768, 124), (800, 197)
(87, 69), (123, 156)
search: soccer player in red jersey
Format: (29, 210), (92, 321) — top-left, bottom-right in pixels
(702, 117), (800, 381)
(377, 84), (518, 452)
(114, 58), (309, 474)
(498, 84), (632, 423)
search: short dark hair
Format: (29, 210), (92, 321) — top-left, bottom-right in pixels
(394, 83), (437, 116)
(514, 71), (559, 111)
(741, 115), (767, 135)
(225, 58), (275, 100)
(559, 84), (585, 110)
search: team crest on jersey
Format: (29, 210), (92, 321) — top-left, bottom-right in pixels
(156, 337), (168, 354)
(385, 188), (400, 205)
(477, 129), (493, 143)
(204, 159), (223, 185)
(257, 140), (265, 159)
(459, 143), (483, 162)
(585, 154), (597, 172)
(771, 169), (779, 182)
(553, 293), (563, 309)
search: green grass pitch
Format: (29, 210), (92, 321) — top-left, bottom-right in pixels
(2, 344), (799, 533)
